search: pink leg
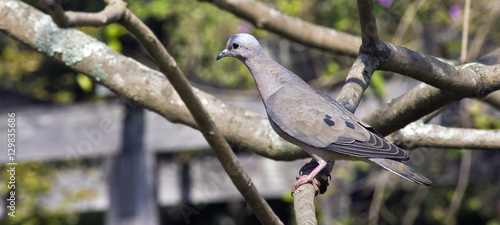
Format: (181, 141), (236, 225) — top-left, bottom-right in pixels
(292, 160), (327, 193)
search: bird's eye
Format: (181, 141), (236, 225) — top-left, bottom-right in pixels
(232, 43), (240, 49)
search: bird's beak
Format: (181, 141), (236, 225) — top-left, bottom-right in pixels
(216, 49), (229, 61)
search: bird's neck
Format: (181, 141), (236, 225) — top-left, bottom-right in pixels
(242, 54), (303, 102)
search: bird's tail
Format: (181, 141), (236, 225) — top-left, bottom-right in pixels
(368, 158), (432, 186)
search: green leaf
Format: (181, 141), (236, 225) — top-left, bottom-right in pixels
(76, 74), (93, 93)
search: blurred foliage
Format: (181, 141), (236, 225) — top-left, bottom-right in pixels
(0, 161), (104, 225)
(1, 0), (500, 224)
(469, 101), (500, 129)
(370, 71), (386, 98)
(0, 162), (76, 225)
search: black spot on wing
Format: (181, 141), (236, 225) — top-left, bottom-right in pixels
(345, 121), (355, 129)
(323, 115), (335, 126)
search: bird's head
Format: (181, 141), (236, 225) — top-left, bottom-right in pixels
(216, 33), (262, 61)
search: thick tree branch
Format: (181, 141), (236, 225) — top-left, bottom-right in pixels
(201, 0), (361, 57)
(363, 83), (461, 136)
(365, 45), (500, 136)
(388, 121), (500, 150)
(380, 42), (500, 98)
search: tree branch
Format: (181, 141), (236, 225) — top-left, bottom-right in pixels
(380, 42), (500, 98)
(365, 45), (500, 136)
(201, 0), (361, 57)
(115, 9), (283, 225)
(445, 150), (472, 225)
(337, 0), (384, 115)
(293, 184), (318, 225)
(459, 0), (471, 63)
(388, 121), (500, 150)
(363, 83), (461, 136)
(467, 1), (500, 61)
(37, 0), (126, 27)
(401, 186), (430, 225)
(483, 91), (500, 110)
(336, 55), (376, 111)
(357, 0), (380, 48)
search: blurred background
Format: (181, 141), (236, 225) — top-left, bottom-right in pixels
(1, 0), (500, 224)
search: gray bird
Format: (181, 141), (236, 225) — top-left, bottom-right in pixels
(217, 33), (431, 192)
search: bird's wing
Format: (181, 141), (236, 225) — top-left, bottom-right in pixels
(265, 85), (408, 160)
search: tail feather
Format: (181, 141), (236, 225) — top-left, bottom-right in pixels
(369, 158), (432, 186)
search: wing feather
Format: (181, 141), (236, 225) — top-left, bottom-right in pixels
(265, 86), (407, 160)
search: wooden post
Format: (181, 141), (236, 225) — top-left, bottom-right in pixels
(106, 104), (159, 225)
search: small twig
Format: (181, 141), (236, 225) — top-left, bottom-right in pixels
(467, 1), (500, 61)
(368, 172), (390, 225)
(392, 0), (426, 45)
(445, 101), (473, 225)
(38, 0), (126, 27)
(401, 186), (430, 225)
(445, 150), (472, 225)
(420, 106), (446, 124)
(357, 0), (380, 48)
(460, 0), (471, 63)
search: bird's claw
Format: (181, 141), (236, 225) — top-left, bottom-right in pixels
(291, 175), (319, 196)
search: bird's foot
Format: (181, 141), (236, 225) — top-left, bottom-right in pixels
(291, 160), (331, 196)
(292, 174), (320, 195)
